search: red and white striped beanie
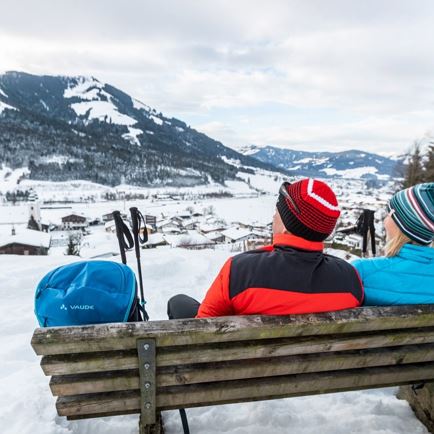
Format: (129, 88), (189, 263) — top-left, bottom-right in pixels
(277, 178), (341, 241)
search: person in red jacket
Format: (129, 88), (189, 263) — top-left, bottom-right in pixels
(167, 178), (363, 319)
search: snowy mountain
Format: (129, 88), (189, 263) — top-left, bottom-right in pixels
(0, 72), (279, 187)
(240, 145), (404, 180)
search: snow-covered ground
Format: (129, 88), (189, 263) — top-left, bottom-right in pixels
(1, 178), (423, 434)
(0, 247), (429, 434)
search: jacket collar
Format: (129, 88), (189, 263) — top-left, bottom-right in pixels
(272, 233), (324, 251)
(398, 243), (434, 263)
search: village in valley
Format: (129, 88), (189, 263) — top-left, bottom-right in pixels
(0, 176), (396, 260)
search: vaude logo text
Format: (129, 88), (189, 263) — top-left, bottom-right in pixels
(60, 304), (95, 310)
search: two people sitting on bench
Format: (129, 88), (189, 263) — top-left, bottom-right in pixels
(167, 178), (364, 320)
(352, 182), (434, 306)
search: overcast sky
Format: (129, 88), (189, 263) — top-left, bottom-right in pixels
(1, 0), (434, 154)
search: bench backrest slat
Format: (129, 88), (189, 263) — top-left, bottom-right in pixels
(31, 305), (434, 355)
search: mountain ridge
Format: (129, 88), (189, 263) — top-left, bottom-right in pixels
(0, 71), (281, 187)
(239, 144), (403, 180)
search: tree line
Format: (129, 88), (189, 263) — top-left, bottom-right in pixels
(402, 140), (434, 188)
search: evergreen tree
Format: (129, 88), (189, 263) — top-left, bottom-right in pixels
(27, 215), (40, 231)
(403, 142), (424, 188)
(66, 234), (81, 256)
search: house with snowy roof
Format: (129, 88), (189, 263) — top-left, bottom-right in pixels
(61, 213), (89, 231)
(221, 227), (262, 244)
(160, 222), (183, 235)
(204, 230), (225, 243)
(164, 230), (215, 249)
(198, 222), (227, 234)
(143, 233), (168, 249)
(0, 227), (51, 255)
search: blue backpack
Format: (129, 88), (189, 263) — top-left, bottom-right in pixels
(35, 260), (142, 327)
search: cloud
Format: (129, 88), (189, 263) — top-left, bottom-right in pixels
(1, 0), (434, 153)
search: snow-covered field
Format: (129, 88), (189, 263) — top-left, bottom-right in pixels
(0, 247), (429, 434)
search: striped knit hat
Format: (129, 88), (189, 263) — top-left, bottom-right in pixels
(389, 183), (434, 245)
(277, 178), (341, 241)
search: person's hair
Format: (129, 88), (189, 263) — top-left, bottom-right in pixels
(384, 231), (412, 257)
(385, 228), (433, 257)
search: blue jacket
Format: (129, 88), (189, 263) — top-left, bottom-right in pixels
(352, 244), (434, 306)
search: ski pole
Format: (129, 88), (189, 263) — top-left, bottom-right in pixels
(130, 207), (149, 321)
(112, 211), (134, 265)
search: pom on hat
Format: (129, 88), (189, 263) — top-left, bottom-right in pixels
(389, 183), (434, 245)
(276, 178), (341, 241)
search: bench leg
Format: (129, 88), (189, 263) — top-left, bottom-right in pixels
(398, 384), (434, 434)
(139, 411), (164, 434)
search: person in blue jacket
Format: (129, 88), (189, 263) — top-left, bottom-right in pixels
(352, 182), (434, 305)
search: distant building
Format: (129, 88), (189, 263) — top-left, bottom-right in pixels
(198, 222), (226, 234)
(221, 227), (261, 244)
(49, 231), (71, 248)
(204, 231), (225, 243)
(61, 214), (88, 230)
(157, 220), (183, 234)
(0, 228), (51, 255)
(88, 218), (102, 226)
(104, 220), (117, 234)
(344, 234), (363, 249)
(143, 233), (168, 249)
(144, 215), (157, 231)
(164, 230), (215, 249)
(102, 212), (114, 223)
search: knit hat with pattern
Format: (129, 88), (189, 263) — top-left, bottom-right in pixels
(389, 183), (434, 245)
(277, 178), (341, 241)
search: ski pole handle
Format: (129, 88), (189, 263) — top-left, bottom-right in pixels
(113, 211), (134, 264)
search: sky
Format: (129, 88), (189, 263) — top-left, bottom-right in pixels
(1, 0), (434, 155)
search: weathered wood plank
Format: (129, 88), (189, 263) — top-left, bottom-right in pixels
(41, 350), (137, 376)
(156, 328), (434, 366)
(398, 384), (434, 434)
(50, 370), (138, 396)
(158, 343), (434, 387)
(40, 327), (434, 376)
(49, 344), (434, 396)
(31, 305), (434, 355)
(56, 362), (434, 417)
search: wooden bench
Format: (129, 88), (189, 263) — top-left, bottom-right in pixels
(31, 305), (434, 434)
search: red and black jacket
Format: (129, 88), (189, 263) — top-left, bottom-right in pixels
(197, 233), (363, 317)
